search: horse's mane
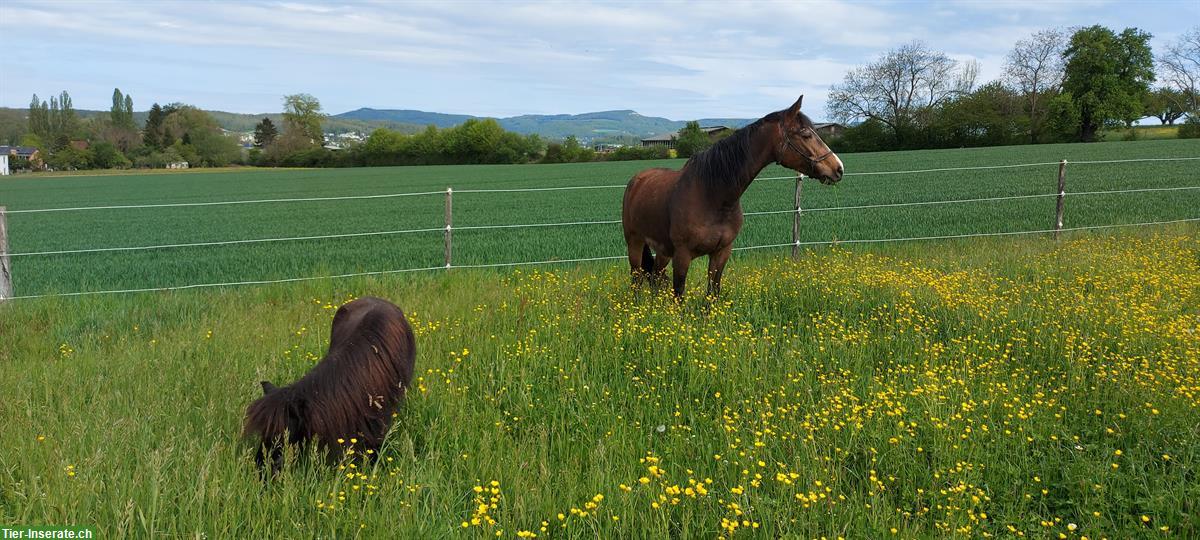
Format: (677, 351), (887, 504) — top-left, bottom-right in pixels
(244, 298), (415, 449)
(683, 109), (815, 191)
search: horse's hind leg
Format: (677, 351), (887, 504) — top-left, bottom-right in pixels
(626, 237), (648, 285)
(651, 250), (671, 288)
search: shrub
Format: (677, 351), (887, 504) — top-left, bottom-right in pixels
(602, 145), (670, 161)
(1179, 115), (1200, 139)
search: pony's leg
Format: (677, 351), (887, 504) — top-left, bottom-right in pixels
(256, 441), (284, 479)
(671, 250), (693, 299)
(706, 245), (734, 298)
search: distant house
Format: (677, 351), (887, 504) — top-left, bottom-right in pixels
(813, 123), (846, 138)
(593, 143), (623, 153)
(641, 126), (733, 149)
(0, 146), (42, 171)
(167, 161), (189, 169)
(0, 145), (40, 160)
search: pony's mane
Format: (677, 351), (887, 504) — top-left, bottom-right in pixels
(683, 109), (815, 191)
(243, 385), (305, 441)
(244, 298), (415, 449)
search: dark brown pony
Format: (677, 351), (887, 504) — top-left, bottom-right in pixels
(244, 296), (416, 473)
(622, 96), (843, 298)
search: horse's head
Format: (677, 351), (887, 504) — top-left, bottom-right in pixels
(774, 95), (843, 185)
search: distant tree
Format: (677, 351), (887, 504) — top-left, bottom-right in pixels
(43, 91), (79, 151)
(97, 88), (140, 153)
(28, 93), (49, 140)
(1060, 25), (1155, 141)
(110, 88), (135, 129)
(933, 82), (1028, 147)
(1158, 26), (1200, 113)
(675, 121), (712, 158)
(143, 103), (165, 149)
(89, 141), (130, 169)
(539, 135), (594, 164)
(540, 143), (565, 164)
(45, 145), (92, 171)
(1144, 87), (1189, 124)
(562, 135), (594, 162)
(19, 133), (45, 149)
(444, 119), (504, 163)
(1005, 28), (1067, 143)
(281, 93), (325, 146)
(111, 88), (122, 125)
(829, 41), (976, 147)
(265, 130), (318, 164)
(253, 117), (278, 148)
(829, 118), (891, 153)
(162, 106), (241, 166)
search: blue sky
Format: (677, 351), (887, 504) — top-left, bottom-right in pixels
(1, 0), (1197, 121)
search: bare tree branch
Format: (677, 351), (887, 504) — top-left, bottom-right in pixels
(1004, 28), (1066, 142)
(1158, 26), (1200, 112)
(827, 41), (971, 143)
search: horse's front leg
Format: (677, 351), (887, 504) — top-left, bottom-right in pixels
(671, 250), (693, 299)
(706, 244), (733, 298)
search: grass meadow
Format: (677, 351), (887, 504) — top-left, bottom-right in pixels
(0, 140), (1198, 538)
(1099, 125), (1183, 141)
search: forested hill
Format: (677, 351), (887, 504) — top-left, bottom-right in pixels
(0, 106), (754, 142)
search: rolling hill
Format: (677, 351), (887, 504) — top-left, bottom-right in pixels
(333, 107), (754, 140)
(0, 106), (754, 144)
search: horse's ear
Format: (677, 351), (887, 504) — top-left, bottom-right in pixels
(261, 381), (278, 395)
(788, 95), (804, 115)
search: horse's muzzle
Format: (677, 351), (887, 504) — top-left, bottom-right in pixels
(816, 165), (843, 185)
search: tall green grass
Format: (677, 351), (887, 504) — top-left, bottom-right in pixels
(0, 227), (1196, 538)
(0, 139), (1196, 297)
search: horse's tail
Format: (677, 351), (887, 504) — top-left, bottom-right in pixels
(641, 245), (654, 274)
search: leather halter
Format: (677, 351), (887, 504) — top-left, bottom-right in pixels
(779, 126), (834, 166)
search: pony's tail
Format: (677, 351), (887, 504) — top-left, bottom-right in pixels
(641, 245), (655, 274)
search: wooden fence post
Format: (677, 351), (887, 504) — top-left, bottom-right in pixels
(791, 175), (804, 259)
(444, 188), (453, 268)
(0, 206), (11, 300)
(1054, 160), (1067, 240)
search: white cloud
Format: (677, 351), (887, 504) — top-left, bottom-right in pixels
(1, 0), (1195, 119)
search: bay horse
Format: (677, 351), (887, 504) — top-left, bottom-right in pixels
(244, 296), (416, 474)
(622, 95), (843, 298)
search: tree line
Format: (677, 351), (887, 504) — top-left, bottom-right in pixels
(15, 89), (242, 171)
(248, 95), (674, 168)
(7, 89), (673, 172)
(827, 25), (1200, 153)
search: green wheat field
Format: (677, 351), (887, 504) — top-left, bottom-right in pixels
(0, 139), (1198, 538)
